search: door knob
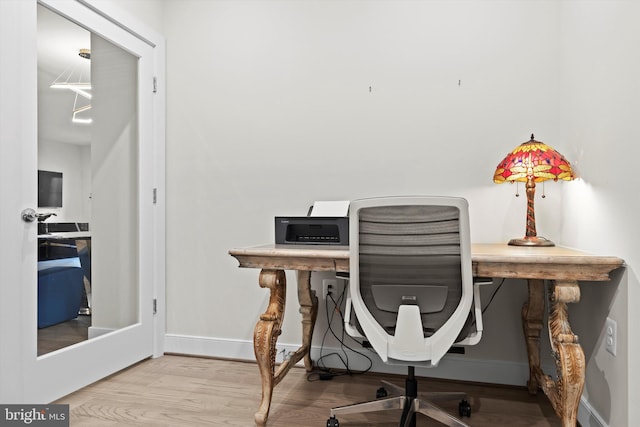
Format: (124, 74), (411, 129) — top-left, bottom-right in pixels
(21, 208), (37, 223)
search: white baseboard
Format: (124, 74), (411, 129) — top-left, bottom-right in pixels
(578, 397), (608, 427)
(165, 333), (608, 425)
(164, 333), (542, 385)
(164, 333), (533, 385)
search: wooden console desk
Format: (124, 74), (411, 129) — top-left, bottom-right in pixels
(229, 243), (624, 427)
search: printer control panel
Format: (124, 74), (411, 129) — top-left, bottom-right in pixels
(275, 217), (348, 246)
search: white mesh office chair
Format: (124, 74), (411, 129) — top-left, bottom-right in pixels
(327, 196), (487, 427)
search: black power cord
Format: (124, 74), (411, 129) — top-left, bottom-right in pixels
(308, 276), (505, 381)
(481, 278), (505, 315)
(308, 279), (373, 382)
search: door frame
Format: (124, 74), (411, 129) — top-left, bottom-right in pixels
(0, 0), (165, 403)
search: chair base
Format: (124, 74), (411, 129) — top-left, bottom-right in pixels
(328, 369), (471, 427)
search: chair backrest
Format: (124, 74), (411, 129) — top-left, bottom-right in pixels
(349, 196), (473, 367)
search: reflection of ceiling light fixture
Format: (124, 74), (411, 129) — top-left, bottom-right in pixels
(50, 48), (92, 124)
(72, 98), (92, 124)
(50, 82), (92, 99)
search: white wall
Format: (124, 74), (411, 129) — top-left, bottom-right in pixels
(162, 0), (562, 340)
(558, 2), (640, 426)
(37, 140), (91, 222)
(110, 0), (637, 425)
(89, 33), (139, 332)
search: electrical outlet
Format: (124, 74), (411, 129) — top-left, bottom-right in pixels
(605, 317), (617, 356)
(322, 279), (337, 300)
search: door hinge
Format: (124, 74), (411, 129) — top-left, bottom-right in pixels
(153, 76), (158, 93)
(153, 298), (157, 315)
(153, 188), (157, 204)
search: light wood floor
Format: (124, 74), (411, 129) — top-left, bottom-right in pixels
(55, 354), (561, 426)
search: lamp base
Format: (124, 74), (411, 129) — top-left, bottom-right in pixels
(508, 236), (555, 247)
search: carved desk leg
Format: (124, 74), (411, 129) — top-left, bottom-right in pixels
(253, 269), (286, 427)
(297, 270), (318, 372)
(545, 280), (585, 427)
(522, 278), (585, 427)
(522, 279), (545, 394)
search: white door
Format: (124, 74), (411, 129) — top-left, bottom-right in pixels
(0, 0), (165, 403)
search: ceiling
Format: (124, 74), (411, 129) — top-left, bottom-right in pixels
(38, 5), (91, 145)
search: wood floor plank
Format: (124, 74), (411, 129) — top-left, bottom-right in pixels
(55, 355), (561, 426)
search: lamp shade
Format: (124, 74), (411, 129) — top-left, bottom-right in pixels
(494, 135), (574, 184)
(494, 134), (574, 246)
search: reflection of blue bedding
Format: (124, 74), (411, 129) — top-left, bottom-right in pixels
(38, 258), (84, 329)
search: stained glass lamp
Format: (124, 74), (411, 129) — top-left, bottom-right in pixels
(493, 134), (574, 246)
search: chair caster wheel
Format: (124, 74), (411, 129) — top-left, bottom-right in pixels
(458, 399), (471, 417)
(327, 415), (339, 427)
(376, 387), (388, 398)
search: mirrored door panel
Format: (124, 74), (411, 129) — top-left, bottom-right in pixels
(37, 4), (138, 356)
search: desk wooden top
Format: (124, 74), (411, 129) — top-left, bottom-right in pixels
(471, 244), (624, 281)
(230, 244), (350, 272)
(229, 243), (624, 282)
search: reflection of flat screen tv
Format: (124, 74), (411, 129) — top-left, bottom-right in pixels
(38, 170), (63, 208)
